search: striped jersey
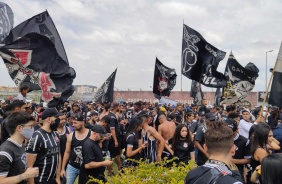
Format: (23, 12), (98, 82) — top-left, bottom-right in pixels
(26, 128), (60, 183)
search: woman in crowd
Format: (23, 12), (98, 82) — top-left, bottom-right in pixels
(124, 117), (147, 167)
(170, 124), (195, 165)
(251, 153), (282, 184)
(250, 123), (273, 183)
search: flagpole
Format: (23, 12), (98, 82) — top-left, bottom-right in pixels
(260, 58), (278, 117)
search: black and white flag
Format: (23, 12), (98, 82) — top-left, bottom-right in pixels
(181, 24), (227, 87)
(94, 68), (117, 104)
(0, 2), (13, 42)
(221, 52), (259, 104)
(190, 80), (203, 105)
(153, 57), (177, 97)
(2, 10), (69, 64)
(0, 33), (76, 107)
(269, 42), (282, 108)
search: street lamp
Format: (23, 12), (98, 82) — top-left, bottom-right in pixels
(266, 50), (273, 90)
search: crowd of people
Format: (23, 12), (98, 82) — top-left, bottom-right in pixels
(0, 87), (282, 184)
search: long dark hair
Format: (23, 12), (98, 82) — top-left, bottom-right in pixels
(262, 154), (282, 184)
(125, 117), (143, 138)
(250, 123), (271, 156)
(171, 124), (192, 151)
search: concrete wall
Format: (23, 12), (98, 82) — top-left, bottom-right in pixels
(113, 91), (259, 107)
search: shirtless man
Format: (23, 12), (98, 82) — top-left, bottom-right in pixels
(157, 113), (176, 159)
(138, 111), (165, 163)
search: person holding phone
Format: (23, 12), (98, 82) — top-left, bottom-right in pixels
(124, 117), (146, 167)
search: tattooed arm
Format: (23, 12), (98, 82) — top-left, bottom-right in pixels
(0, 167), (39, 184)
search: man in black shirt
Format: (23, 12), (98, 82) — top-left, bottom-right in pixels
(79, 124), (113, 184)
(0, 111), (39, 184)
(226, 118), (251, 181)
(185, 121), (243, 184)
(108, 102), (122, 173)
(194, 112), (215, 166)
(60, 113), (91, 184)
(174, 103), (184, 125)
(26, 108), (63, 184)
(1, 100), (26, 144)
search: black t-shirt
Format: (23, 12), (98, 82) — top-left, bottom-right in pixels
(187, 121), (198, 133)
(26, 128), (60, 183)
(0, 139), (27, 184)
(233, 133), (251, 178)
(109, 111), (121, 138)
(174, 111), (182, 124)
(79, 139), (105, 184)
(69, 130), (91, 169)
(125, 133), (141, 160)
(194, 124), (208, 165)
(173, 139), (194, 163)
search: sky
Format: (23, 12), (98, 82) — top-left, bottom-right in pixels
(0, 0), (281, 92)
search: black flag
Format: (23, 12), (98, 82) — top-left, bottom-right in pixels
(214, 88), (221, 106)
(181, 24), (226, 87)
(153, 57), (177, 97)
(190, 80), (203, 105)
(94, 68), (117, 104)
(269, 43), (282, 108)
(221, 52), (259, 104)
(0, 2), (14, 42)
(0, 33), (76, 107)
(2, 10), (69, 64)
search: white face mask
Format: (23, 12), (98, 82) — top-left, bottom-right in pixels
(21, 127), (34, 139)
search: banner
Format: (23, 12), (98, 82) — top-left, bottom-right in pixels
(181, 24), (226, 87)
(0, 33), (75, 107)
(2, 10), (68, 64)
(94, 68), (117, 104)
(221, 52), (259, 104)
(190, 80), (203, 105)
(153, 57), (177, 97)
(0, 2), (14, 42)
(159, 97), (178, 106)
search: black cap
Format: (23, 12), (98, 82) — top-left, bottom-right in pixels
(226, 118), (238, 132)
(42, 108), (63, 120)
(91, 124), (107, 137)
(138, 110), (149, 118)
(72, 113), (85, 121)
(205, 112), (216, 121)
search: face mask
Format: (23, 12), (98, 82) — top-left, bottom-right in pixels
(21, 127), (34, 139)
(50, 118), (60, 131)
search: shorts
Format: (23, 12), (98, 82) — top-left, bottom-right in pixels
(108, 138), (122, 158)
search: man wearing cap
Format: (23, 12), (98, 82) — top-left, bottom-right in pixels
(60, 113), (91, 184)
(26, 108), (62, 184)
(79, 124), (113, 184)
(194, 112), (216, 166)
(238, 109), (253, 139)
(226, 118), (251, 181)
